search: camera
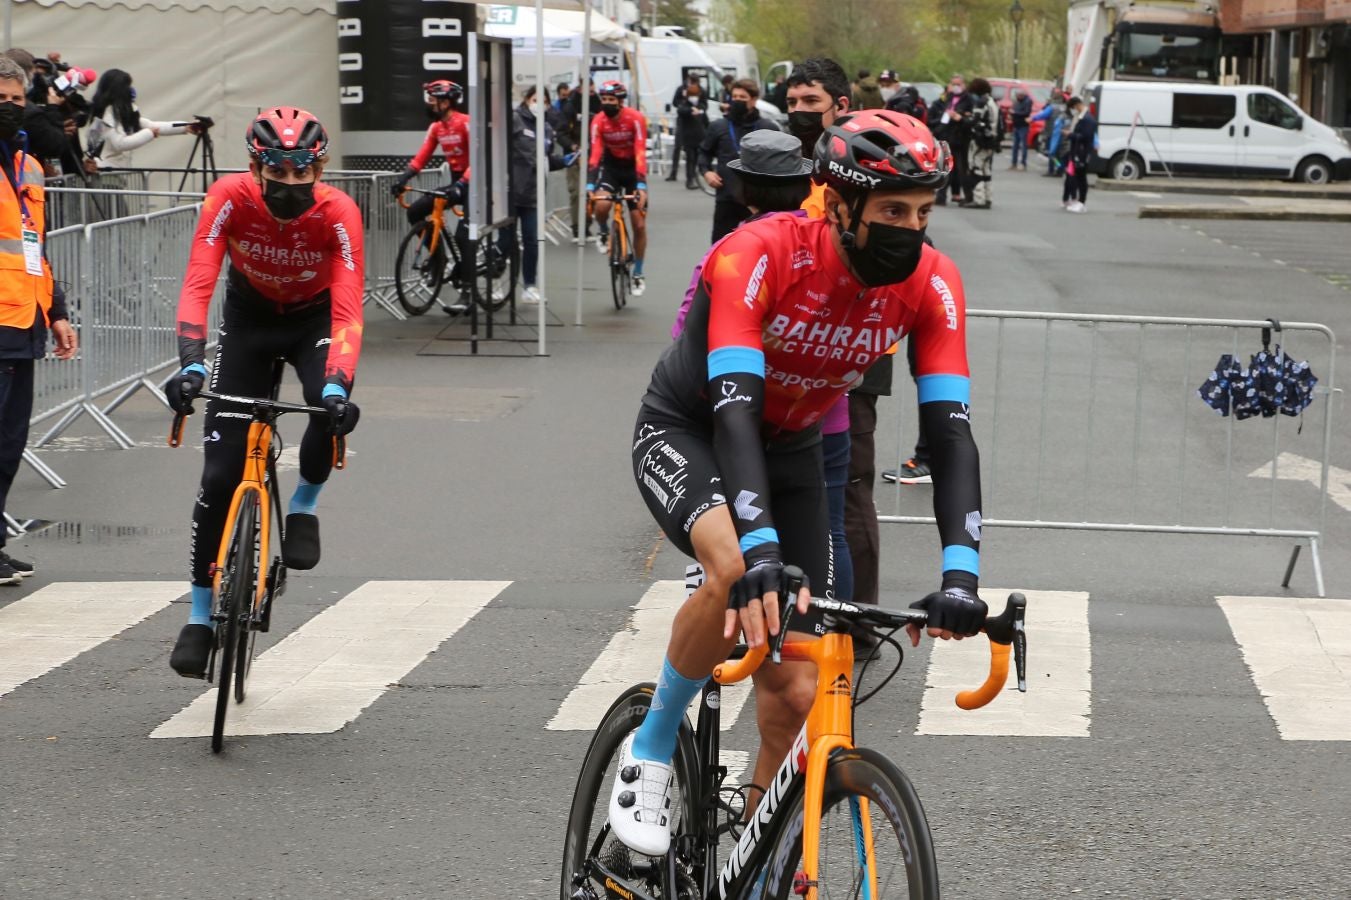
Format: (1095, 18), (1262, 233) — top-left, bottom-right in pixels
(193, 115), (214, 129)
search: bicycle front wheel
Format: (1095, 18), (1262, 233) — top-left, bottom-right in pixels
(212, 491), (258, 753)
(395, 222), (447, 316)
(609, 224), (628, 311)
(561, 683), (699, 900)
(759, 747), (939, 899)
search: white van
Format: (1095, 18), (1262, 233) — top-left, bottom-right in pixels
(1088, 81), (1351, 184)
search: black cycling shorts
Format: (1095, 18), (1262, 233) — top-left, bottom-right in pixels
(598, 162), (645, 211)
(631, 417), (834, 636)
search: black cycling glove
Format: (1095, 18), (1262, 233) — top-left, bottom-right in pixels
(166, 364), (207, 415)
(322, 395), (361, 436)
(729, 558), (808, 611)
(911, 584), (988, 636)
(391, 166), (417, 198)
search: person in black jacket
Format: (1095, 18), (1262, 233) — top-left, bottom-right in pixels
(666, 76), (708, 188)
(1009, 87), (1032, 170)
(560, 79), (595, 238)
(1063, 96), (1097, 213)
(696, 78), (780, 242)
(928, 75), (969, 204)
(503, 85), (565, 303)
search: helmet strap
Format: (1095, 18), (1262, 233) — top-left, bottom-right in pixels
(837, 192), (869, 249)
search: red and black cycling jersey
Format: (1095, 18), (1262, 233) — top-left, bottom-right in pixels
(409, 111), (471, 176)
(587, 107), (648, 180)
(176, 172), (365, 391)
(640, 211), (982, 581)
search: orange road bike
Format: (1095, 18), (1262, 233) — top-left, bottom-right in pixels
(563, 567), (1027, 899)
(394, 186), (514, 316)
(589, 189), (641, 311)
(169, 362), (346, 753)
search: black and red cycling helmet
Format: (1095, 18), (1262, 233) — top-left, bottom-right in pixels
(424, 79), (464, 104)
(813, 109), (951, 193)
(246, 107), (329, 168)
(597, 80), (628, 100)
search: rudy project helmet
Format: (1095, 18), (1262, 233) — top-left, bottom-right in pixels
(597, 80), (628, 100)
(246, 107), (329, 168)
(813, 109), (951, 193)
(423, 79), (464, 104)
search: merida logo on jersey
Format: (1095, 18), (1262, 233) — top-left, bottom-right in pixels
(931, 274), (958, 330)
(743, 254), (768, 309)
(333, 222), (356, 272)
(766, 315), (901, 355)
(204, 200), (233, 246)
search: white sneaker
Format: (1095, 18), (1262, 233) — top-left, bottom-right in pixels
(520, 285), (541, 305)
(596, 233), (609, 255)
(608, 733), (675, 857)
(1068, 201), (1087, 213)
(631, 275), (646, 297)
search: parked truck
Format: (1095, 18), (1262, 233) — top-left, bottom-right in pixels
(1064, 0), (1221, 93)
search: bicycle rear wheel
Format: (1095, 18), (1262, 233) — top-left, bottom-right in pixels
(609, 222), (628, 310)
(395, 222), (447, 316)
(758, 747), (939, 899)
(212, 491), (258, 753)
(561, 683), (700, 900)
(473, 238), (517, 313)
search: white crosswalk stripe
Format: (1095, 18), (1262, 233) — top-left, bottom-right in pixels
(1217, 595), (1351, 741)
(151, 580), (508, 739)
(0, 582), (184, 700)
(548, 580), (753, 733)
(916, 589), (1091, 737)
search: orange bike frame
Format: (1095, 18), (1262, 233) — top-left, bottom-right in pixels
(210, 419), (273, 614)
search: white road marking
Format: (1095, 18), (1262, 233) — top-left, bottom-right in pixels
(0, 582), (184, 699)
(916, 590), (1090, 737)
(1129, 191), (1163, 199)
(721, 749), (750, 788)
(1217, 595), (1351, 741)
(548, 580), (752, 732)
(151, 580), (507, 738)
(1248, 452), (1351, 514)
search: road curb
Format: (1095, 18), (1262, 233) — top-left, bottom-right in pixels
(1138, 205), (1351, 221)
(1100, 179), (1349, 200)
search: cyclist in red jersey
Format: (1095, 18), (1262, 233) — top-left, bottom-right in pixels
(393, 80), (474, 304)
(607, 111), (989, 858)
(166, 107), (364, 678)
(587, 81), (650, 297)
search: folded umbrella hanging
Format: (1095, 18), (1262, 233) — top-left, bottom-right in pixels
(1197, 319), (1318, 420)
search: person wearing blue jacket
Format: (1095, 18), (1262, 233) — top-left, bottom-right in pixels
(1032, 91), (1070, 176)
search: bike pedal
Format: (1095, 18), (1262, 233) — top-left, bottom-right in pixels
(792, 872), (817, 896)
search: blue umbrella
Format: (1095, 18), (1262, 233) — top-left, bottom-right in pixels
(1198, 320), (1318, 420)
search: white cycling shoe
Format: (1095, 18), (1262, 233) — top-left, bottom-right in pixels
(608, 733), (675, 857)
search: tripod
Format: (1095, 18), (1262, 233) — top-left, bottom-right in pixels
(177, 118), (218, 195)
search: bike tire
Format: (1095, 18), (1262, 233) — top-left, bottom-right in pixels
(609, 225), (628, 311)
(212, 492), (258, 754)
(394, 223), (446, 316)
(473, 239), (517, 314)
(758, 747), (940, 899)
(560, 683), (700, 900)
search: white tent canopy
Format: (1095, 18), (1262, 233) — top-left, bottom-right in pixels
(483, 5), (628, 57)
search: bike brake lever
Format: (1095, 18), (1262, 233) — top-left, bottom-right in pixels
(772, 565), (804, 665)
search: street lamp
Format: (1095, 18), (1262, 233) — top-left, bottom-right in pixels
(1009, 0), (1025, 80)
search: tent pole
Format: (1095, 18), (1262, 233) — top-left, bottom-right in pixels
(536, 0), (547, 355)
(574, 1), (593, 327)
(3, 0), (12, 50)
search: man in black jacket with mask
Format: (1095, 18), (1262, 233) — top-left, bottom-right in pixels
(667, 76), (708, 189)
(697, 78), (779, 241)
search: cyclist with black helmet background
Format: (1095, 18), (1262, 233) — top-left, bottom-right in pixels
(165, 107), (364, 678)
(587, 80), (650, 297)
(611, 109), (987, 858)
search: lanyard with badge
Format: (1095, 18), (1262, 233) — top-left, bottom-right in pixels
(2, 140), (43, 276)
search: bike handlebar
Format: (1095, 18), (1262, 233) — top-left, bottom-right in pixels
(167, 389), (347, 467)
(713, 566), (1027, 711)
(394, 186), (465, 217)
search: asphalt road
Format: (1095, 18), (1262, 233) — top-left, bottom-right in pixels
(2, 156), (1349, 899)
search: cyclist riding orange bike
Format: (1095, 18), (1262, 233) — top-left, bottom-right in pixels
(614, 109), (985, 859)
(166, 107), (364, 678)
(587, 80), (650, 298)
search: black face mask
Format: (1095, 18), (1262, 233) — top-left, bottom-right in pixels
(261, 178), (316, 221)
(843, 214), (927, 287)
(0, 102), (23, 141)
(425, 105), (441, 121)
(729, 100), (749, 121)
(787, 109), (825, 156)
(602, 104), (620, 118)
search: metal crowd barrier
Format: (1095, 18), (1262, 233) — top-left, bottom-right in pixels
(44, 170), (153, 229)
(879, 311), (1338, 596)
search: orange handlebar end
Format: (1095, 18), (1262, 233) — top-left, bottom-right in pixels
(714, 643), (767, 685)
(955, 641), (1011, 710)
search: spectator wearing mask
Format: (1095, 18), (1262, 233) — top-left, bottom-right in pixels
(506, 85), (567, 304)
(697, 78), (779, 242)
(1032, 89), (1071, 176)
(24, 65), (96, 177)
(560, 79), (595, 237)
(666, 76), (708, 189)
(960, 77), (999, 209)
(929, 75), (969, 205)
(876, 70), (900, 106)
(717, 73), (735, 114)
(1063, 96), (1097, 213)
(852, 68), (883, 110)
(87, 68), (199, 169)
(0, 57), (78, 585)
(1009, 87), (1032, 170)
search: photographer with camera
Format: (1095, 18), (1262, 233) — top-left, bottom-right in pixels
(25, 64), (96, 176)
(86, 68), (202, 170)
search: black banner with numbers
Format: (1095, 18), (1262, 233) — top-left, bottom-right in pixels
(337, 0), (475, 169)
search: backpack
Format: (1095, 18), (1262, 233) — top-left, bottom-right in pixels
(973, 97), (1001, 152)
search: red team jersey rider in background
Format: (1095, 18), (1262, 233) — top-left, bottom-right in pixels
(166, 107), (364, 679)
(587, 81), (651, 297)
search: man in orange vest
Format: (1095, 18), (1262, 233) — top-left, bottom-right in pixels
(0, 58), (78, 585)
